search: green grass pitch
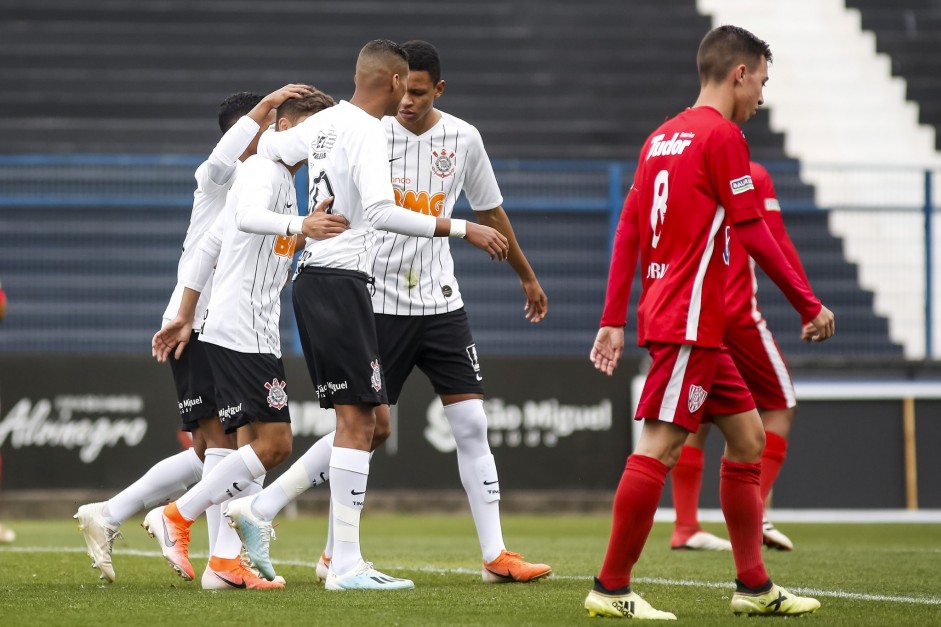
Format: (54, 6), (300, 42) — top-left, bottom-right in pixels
(0, 514), (939, 625)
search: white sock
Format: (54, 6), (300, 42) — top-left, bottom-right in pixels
(103, 448), (203, 525)
(329, 446), (369, 575)
(252, 431), (335, 521)
(202, 448), (233, 556)
(445, 399), (506, 562)
(214, 474), (265, 561)
(323, 500), (334, 560)
(176, 445), (266, 522)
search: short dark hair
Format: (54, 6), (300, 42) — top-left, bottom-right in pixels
(360, 38), (409, 65)
(217, 92), (264, 132)
(401, 40), (441, 84)
(276, 87), (336, 124)
(697, 25), (772, 84)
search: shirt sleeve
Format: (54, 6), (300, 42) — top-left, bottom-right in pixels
(734, 218), (821, 323)
(256, 119), (310, 167)
(462, 127), (504, 211)
(752, 163), (812, 288)
(233, 158), (294, 236)
(365, 199), (437, 237)
(351, 119), (398, 209)
(205, 116), (260, 186)
(708, 125), (762, 225)
(600, 188), (641, 327)
(181, 211), (224, 293)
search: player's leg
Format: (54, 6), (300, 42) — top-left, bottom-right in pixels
(726, 321), (797, 550)
(709, 350), (818, 616)
(291, 267), (411, 590)
(75, 332), (211, 582)
(144, 347), (290, 584)
(670, 424), (731, 550)
(586, 342), (716, 620)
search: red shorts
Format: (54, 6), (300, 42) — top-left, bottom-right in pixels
(724, 319), (796, 410)
(636, 342), (755, 432)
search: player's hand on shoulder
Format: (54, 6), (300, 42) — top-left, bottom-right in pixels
(302, 196), (349, 240)
(590, 326), (625, 376)
(521, 277), (548, 323)
(263, 84), (314, 108)
(465, 222), (509, 261)
(152, 316), (192, 363)
(804, 304), (835, 342)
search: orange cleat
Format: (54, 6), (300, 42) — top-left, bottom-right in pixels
(142, 503), (194, 581)
(201, 556), (286, 590)
(482, 549), (552, 583)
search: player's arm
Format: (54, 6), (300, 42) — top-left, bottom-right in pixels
(256, 118), (310, 167)
(233, 159), (349, 238)
(356, 128), (508, 258)
(152, 215), (223, 363)
(733, 217), (833, 341)
(476, 206), (546, 322)
(205, 84), (314, 186)
(591, 189), (641, 375)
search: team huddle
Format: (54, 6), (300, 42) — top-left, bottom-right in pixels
(75, 27), (834, 620)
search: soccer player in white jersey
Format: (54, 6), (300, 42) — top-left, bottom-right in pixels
(73, 85), (312, 583)
(232, 39), (509, 591)
(145, 89), (345, 588)
(227, 40), (551, 585)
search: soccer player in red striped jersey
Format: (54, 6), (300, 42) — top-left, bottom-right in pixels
(670, 162), (806, 554)
(586, 26), (833, 619)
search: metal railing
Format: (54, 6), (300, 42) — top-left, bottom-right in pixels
(0, 156), (936, 359)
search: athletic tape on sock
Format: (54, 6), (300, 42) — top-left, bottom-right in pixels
(279, 460), (316, 499)
(332, 499), (362, 527)
(474, 454), (501, 503)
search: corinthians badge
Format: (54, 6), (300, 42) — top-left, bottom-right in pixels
(431, 147), (456, 178)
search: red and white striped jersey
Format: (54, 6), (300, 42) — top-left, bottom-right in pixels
(369, 111), (503, 315)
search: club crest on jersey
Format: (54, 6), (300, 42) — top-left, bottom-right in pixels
(311, 127), (337, 159)
(431, 147), (456, 178)
(687, 384), (707, 414)
(729, 175), (754, 195)
(264, 378), (288, 410)
(370, 359), (382, 392)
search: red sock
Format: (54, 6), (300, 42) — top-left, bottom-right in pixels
(760, 432), (788, 504)
(671, 445), (704, 545)
(598, 454), (669, 590)
(720, 457), (768, 589)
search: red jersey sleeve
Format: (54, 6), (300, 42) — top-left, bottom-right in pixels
(734, 218), (821, 323)
(708, 124), (762, 225)
(751, 164), (813, 290)
(600, 188), (640, 327)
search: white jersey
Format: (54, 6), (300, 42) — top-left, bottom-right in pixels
(162, 116), (260, 327)
(198, 156), (298, 357)
(257, 100), (400, 274)
(370, 111), (503, 315)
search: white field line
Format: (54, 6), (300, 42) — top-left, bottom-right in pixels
(4, 545), (940, 606)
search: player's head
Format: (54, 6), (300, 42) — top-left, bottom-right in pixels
(276, 86), (336, 131)
(697, 25), (772, 123)
(398, 40), (446, 127)
(354, 39), (410, 116)
(217, 92), (264, 133)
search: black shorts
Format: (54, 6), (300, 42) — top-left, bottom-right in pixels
(376, 308), (484, 405)
(168, 330), (218, 431)
(293, 267), (387, 409)
(202, 341), (292, 434)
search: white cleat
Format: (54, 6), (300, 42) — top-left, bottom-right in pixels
(74, 502), (122, 583)
(585, 588), (677, 620)
(671, 530), (732, 551)
(325, 560), (414, 591)
(223, 497), (277, 581)
(762, 516), (794, 551)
